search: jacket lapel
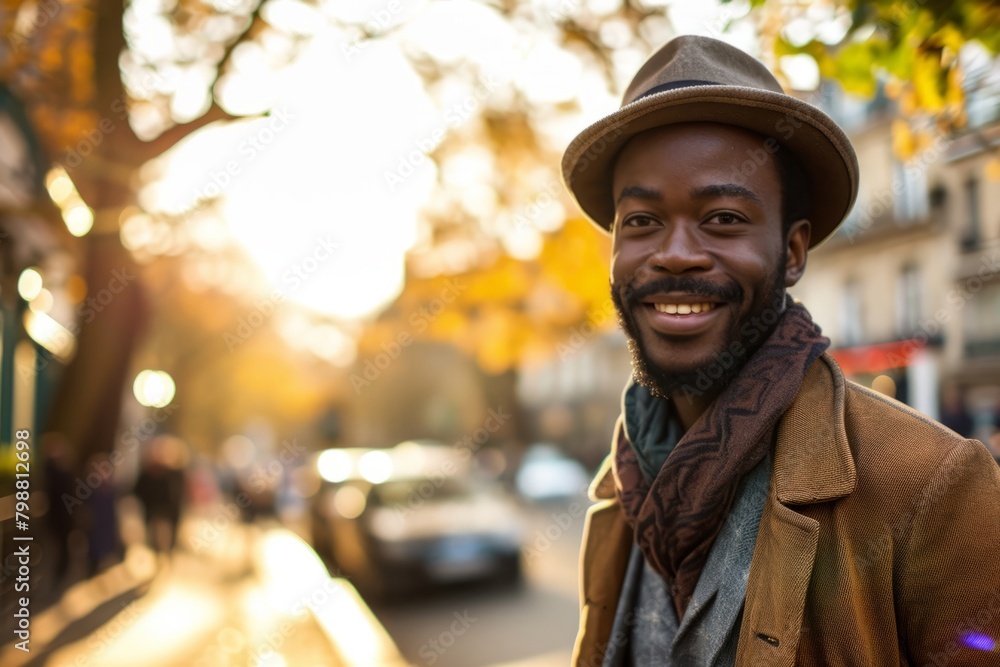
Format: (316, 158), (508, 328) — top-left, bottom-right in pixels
(574, 418), (635, 667)
(737, 354), (857, 665)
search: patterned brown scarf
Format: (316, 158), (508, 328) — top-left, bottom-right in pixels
(612, 300), (829, 619)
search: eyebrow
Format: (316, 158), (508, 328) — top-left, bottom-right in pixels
(690, 183), (762, 204)
(615, 186), (662, 205)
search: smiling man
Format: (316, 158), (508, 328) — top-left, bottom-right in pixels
(561, 35), (1000, 666)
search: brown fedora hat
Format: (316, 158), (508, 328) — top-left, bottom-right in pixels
(561, 35), (859, 248)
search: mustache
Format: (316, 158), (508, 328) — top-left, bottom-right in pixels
(621, 276), (743, 305)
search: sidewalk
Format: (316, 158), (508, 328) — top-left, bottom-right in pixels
(1, 518), (408, 667)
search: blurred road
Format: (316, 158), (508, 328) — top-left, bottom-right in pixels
(372, 496), (587, 667)
(1, 519), (406, 667)
(0, 496), (587, 667)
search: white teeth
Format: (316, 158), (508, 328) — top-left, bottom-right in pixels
(653, 302), (716, 315)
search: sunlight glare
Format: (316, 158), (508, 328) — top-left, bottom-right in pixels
(780, 54), (820, 91)
(91, 585), (224, 665)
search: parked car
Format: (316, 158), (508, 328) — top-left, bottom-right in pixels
(310, 442), (524, 598)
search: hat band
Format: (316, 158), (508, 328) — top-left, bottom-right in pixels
(636, 79), (721, 101)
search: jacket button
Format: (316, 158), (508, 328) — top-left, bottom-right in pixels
(756, 633), (780, 647)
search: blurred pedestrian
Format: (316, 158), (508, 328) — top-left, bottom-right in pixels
(41, 432), (75, 584)
(939, 385), (974, 438)
(561, 35), (1000, 666)
(81, 453), (121, 576)
(134, 435), (188, 552)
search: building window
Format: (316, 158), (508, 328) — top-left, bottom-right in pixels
(842, 279), (864, 346)
(962, 44), (1000, 128)
(962, 177), (981, 249)
(893, 160), (928, 223)
(963, 283), (1000, 357)
(896, 264), (922, 336)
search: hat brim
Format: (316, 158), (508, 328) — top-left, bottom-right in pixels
(561, 85), (859, 249)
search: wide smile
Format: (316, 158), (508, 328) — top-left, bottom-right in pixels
(652, 302), (717, 315)
(640, 298), (726, 336)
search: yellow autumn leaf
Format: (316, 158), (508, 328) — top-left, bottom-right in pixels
(945, 64), (965, 109)
(912, 51), (945, 112)
(891, 119), (916, 162)
(986, 158), (1000, 182)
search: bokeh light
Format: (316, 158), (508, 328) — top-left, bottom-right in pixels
(333, 485), (367, 519)
(317, 449), (352, 483)
(17, 267), (43, 301)
(358, 450), (393, 484)
(133, 369), (177, 408)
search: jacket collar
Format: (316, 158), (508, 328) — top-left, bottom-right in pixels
(772, 353), (856, 504)
(589, 417), (620, 501)
(589, 353), (857, 505)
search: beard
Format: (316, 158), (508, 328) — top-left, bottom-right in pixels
(612, 255), (788, 399)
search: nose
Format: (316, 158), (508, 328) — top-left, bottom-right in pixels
(647, 223), (712, 275)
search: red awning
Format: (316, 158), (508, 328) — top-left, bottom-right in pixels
(828, 338), (926, 376)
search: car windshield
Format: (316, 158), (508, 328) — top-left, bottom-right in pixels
(370, 477), (474, 507)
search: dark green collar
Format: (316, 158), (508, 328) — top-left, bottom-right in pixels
(622, 380), (681, 484)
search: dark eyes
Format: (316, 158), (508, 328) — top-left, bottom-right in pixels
(711, 213), (744, 225)
(621, 215), (658, 228)
(620, 212), (748, 228)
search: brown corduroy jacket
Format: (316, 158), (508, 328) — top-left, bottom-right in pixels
(574, 354), (1000, 666)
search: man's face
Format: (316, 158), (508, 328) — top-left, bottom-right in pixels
(610, 122), (809, 397)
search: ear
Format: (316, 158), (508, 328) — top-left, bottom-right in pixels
(784, 219), (810, 287)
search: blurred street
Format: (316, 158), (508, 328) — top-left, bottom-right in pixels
(0, 494), (586, 667)
(4, 1), (1000, 665)
(0, 517), (408, 667)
